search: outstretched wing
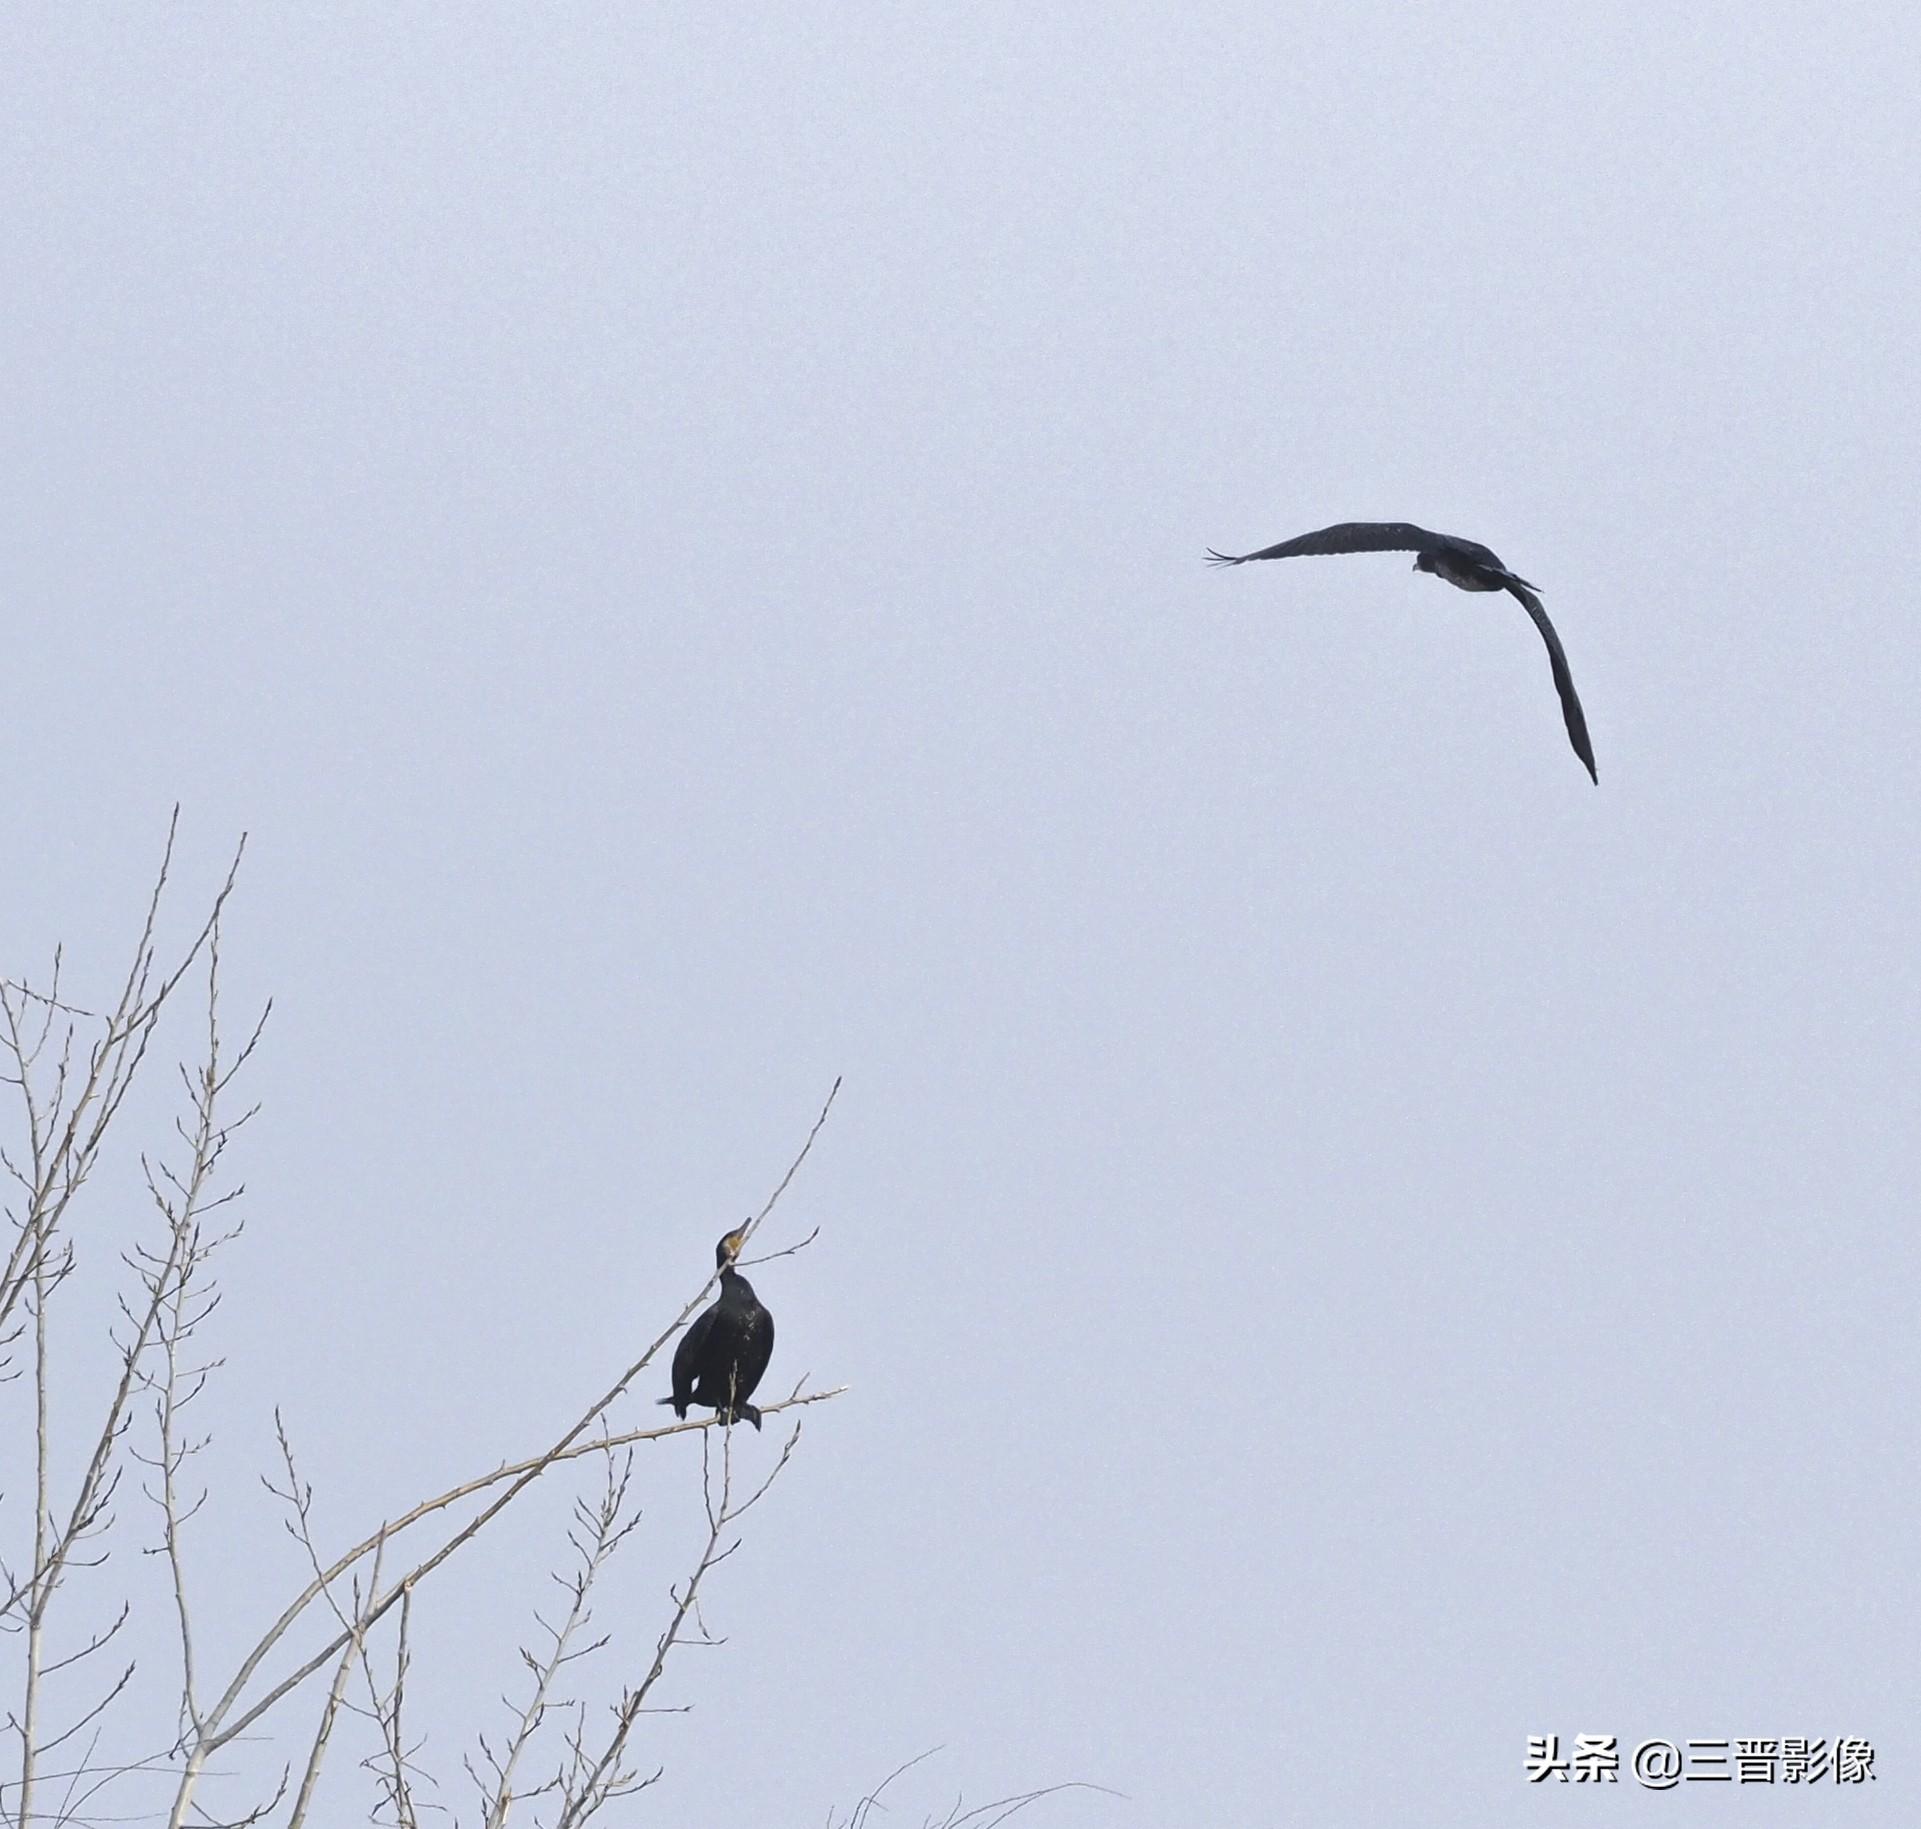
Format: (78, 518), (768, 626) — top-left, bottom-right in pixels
(1503, 582), (1598, 784)
(1205, 521), (1447, 567)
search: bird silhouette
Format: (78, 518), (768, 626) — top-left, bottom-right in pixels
(1205, 521), (1596, 783)
(660, 1228), (775, 1430)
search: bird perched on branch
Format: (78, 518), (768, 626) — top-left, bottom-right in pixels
(661, 1227), (775, 1430)
(1205, 521), (1597, 782)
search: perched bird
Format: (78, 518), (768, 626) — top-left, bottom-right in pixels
(1205, 521), (1597, 783)
(660, 1228), (775, 1430)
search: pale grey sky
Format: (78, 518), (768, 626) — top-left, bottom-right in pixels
(4, 4), (1917, 1823)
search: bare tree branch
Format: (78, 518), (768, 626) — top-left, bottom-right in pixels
(6, 822), (250, 1829)
(553, 1413), (805, 1828)
(829, 1753), (1120, 1829)
(8, 838), (849, 1829)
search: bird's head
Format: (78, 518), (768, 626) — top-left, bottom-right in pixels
(715, 1227), (748, 1270)
(1412, 552), (1437, 578)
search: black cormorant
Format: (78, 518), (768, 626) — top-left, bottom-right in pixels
(660, 1228), (775, 1430)
(1205, 521), (1597, 783)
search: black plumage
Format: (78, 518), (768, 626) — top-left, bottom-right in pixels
(660, 1229), (775, 1430)
(1205, 521), (1597, 783)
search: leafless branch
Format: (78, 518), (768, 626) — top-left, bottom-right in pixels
(5, 819), (247, 1829)
(286, 1539), (385, 1829)
(552, 1400), (808, 1828)
(837, 1746), (943, 1829)
(8, 842), (847, 1828)
(466, 1443), (642, 1829)
(830, 1752), (1120, 1829)
(356, 1582), (430, 1829)
(740, 1223), (821, 1269)
(162, 1082), (841, 1828)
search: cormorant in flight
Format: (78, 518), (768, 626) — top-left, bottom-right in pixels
(661, 1228), (774, 1430)
(1205, 521), (1597, 782)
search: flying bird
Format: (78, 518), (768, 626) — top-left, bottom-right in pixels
(660, 1228), (775, 1430)
(1204, 521), (1597, 782)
